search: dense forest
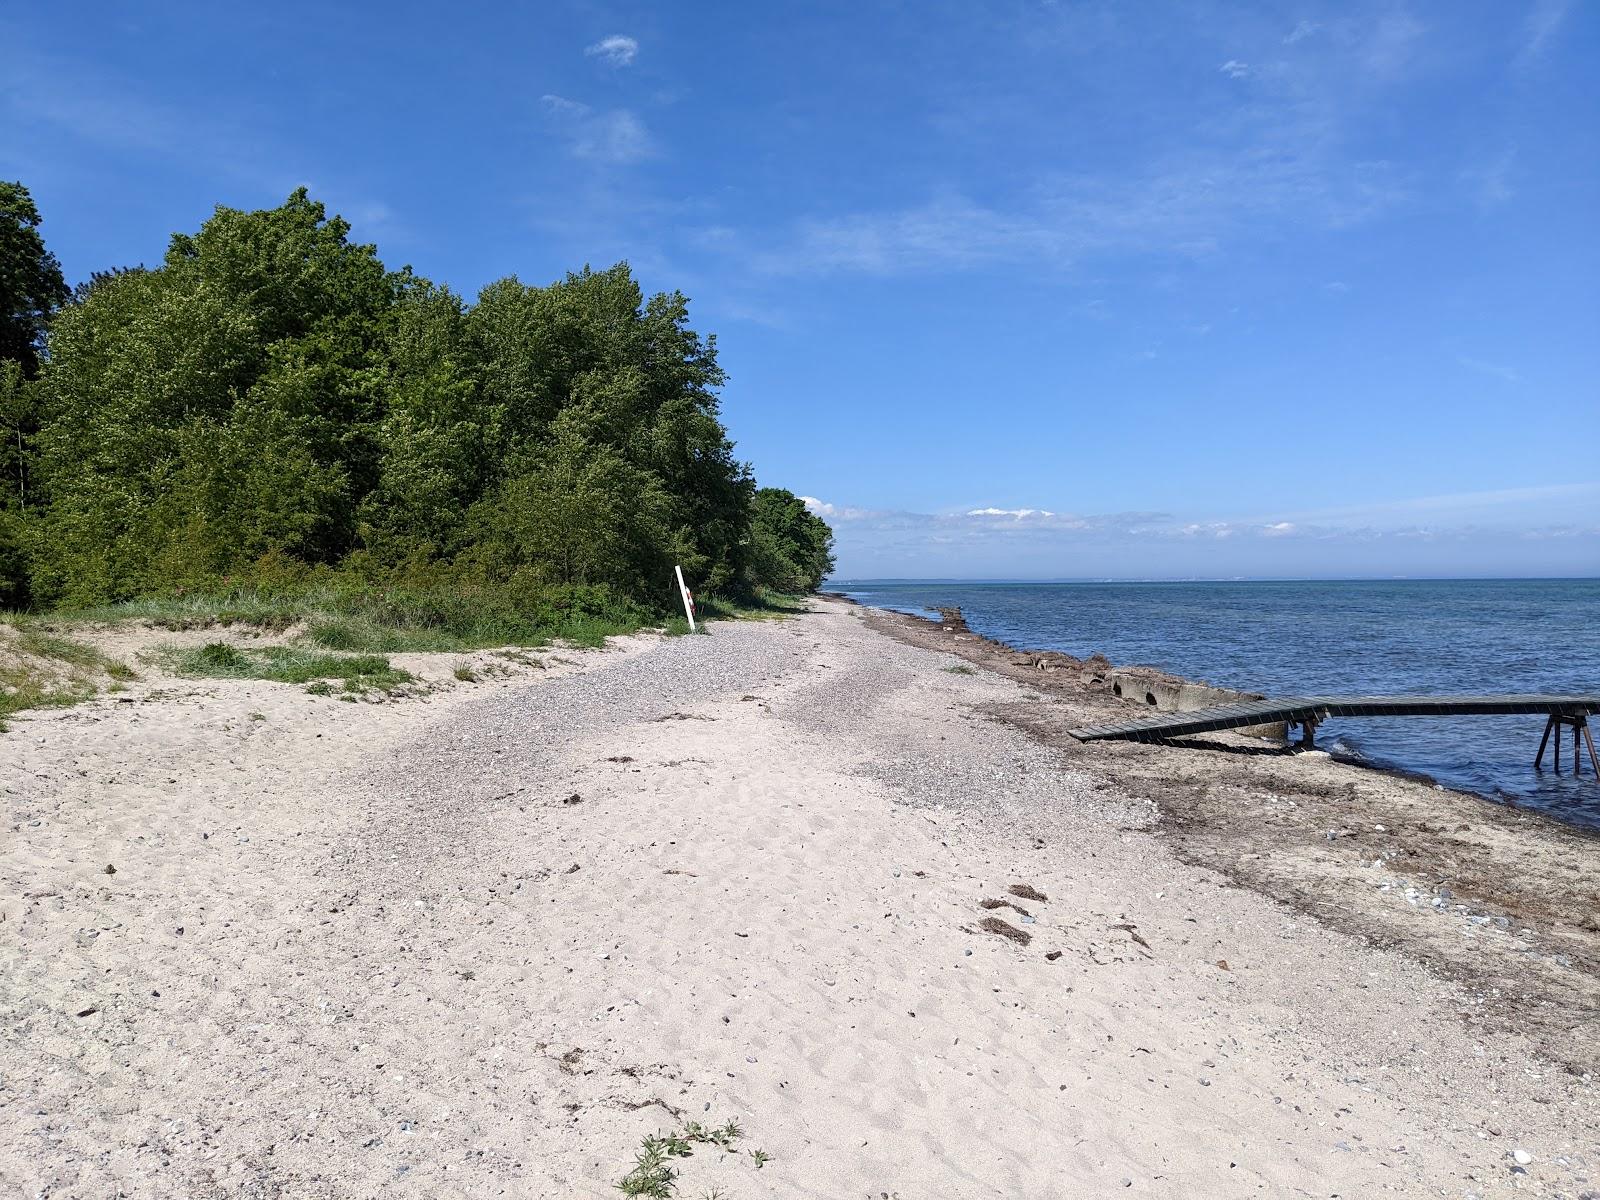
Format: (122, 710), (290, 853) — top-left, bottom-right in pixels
(0, 183), (833, 624)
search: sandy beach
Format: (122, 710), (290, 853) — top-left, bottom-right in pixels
(3, 598), (1595, 1198)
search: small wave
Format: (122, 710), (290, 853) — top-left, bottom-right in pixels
(1326, 737), (1366, 761)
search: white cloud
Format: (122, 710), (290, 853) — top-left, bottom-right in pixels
(1518, 0), (1571, 64)
(585, 35), (638, 67)
(1219, 60), (1251, 79)
(540, 94), (654, 163)
(1284, 21), (1322, 45)
(800, 496), (874, 521)
(813, 486), (1600, 577)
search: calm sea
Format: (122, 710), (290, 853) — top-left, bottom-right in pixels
(836, 579), (1600, 832)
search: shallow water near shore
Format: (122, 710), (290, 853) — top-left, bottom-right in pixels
(837, 578), (1600, 831)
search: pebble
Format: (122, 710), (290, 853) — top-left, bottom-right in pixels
(1512, 1147), (1532, 1166)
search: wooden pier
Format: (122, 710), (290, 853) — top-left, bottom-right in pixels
(1067, 694), (1600, 775)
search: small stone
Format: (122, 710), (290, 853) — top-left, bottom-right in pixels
(103, 864), (117, 875)
(1512, 1148), (1532, 1166)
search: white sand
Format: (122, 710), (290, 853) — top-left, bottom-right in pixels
(2, 601), (1591, 1197)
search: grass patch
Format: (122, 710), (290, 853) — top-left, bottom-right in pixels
(166, 642), (413, 692)
(453, 663), (478, 682)
(11, 629), (137, 680)
(696, 588), (808, 624)
(615, 1119), (770, 1198)
(15, 582), (647, 653)
(944, 663), (976, 675)
(0, 661), (93, 729)
(0, 628), (139, 729)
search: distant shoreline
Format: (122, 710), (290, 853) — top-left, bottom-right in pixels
(829, 588), (1463, 800)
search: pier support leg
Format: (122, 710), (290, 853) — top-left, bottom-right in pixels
(1536, 714), (1600, 777)
(1297, 718), (1317, 750)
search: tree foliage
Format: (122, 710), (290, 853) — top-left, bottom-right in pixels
(750, 488), (836, 592)
(4, 188), (832, 616)
(0, 181), (69, 378)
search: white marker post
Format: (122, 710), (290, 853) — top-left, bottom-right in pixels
(674, 564), (697, 633)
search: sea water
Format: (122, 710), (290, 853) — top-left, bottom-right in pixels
(836, 578), (1600, 831)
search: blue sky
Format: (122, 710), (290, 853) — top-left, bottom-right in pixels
(3, 1), (1596, 579)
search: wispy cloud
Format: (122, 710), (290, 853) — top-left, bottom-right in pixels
(540, 94), (654, 163)
(738, 149), (1408, 276)
(585, 35), (639, 67)
(1458, 355), (1519, 384)
(1284, 20), (1323, 45)
(1517, 0), (1572, 65)
(1363, 11), (1425, 77)
(1219, 60), (1251, 79)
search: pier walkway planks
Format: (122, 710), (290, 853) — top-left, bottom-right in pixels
(1067, 694), (1600, 751)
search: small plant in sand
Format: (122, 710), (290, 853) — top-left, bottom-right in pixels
(615, 1118), (769, 1197)
(944, 663), (976, 675)
(453, 663), (478, 682)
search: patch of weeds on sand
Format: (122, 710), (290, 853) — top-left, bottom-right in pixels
(167, 642), (414, 693)
(453, 663), (478, 682)
(615, 1119), (769, 1197)
(0, 627), (139, 728)
(944, 663), (976, 675)
(11, 629), (137, 680)
(0, 661), (92, 729)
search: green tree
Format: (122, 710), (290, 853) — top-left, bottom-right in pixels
(31, 191), (388, 603)
(749, 487), (835, 592)
(0, 181), (68, 378)
(22, 188), (794, 620)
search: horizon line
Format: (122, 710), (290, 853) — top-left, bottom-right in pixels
(827, 574), (1600, 585)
